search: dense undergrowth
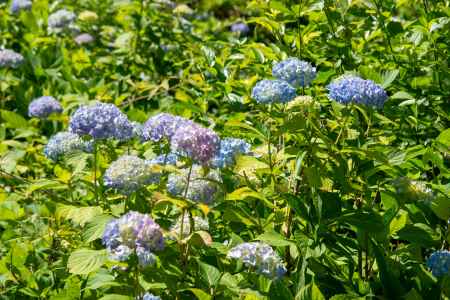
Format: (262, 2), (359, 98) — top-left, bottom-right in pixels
(0, 0), (449, 299)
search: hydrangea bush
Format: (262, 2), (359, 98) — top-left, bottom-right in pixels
(1, 1), (449, 300)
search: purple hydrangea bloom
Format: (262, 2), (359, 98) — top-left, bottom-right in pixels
(211, 138), (251, 169)
(327, 75), (388, 107)
(10, 0), (32, 14)
(48, 9), (76, 32)
(251, 79), (296, 104)
(427, 250), (450, 277)
(231, 22), (249, 36)
(104, 155), (160, 194)
(44, 131), (93, 161)
(28, 96), (63, 118)
(142, 293), (161, 300)
(272, 58), (316, 87)
(102, 211), (164, 264)
(171, 122), (220, 165)
(0, 49), (24, 68)
(74, 33), (95, 45)
(227, 242), (287, 280)
(136, 247), (157, 267)
(69, 102), (133, 140)
(142, 113), (192, 142)
(167, 165), (221, 204)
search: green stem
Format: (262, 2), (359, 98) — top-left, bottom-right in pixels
(93, 141), (98, 205)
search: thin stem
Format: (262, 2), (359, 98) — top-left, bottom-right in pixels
(297, 0), (303, 57)
(93, 141), (98, 205)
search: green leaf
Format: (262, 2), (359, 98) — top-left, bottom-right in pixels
(380, 69), (399, 88)
(186, 288), (212, 300)
(436, 128), (450, 148)
(395, 223), (440, 247)
(255, 231), (296, 247)
(269, 280), (294, 300)
(83, 214), (114, 243)
(86, 269), (120, 290)
(98, 295), (132, 300)
(197, 261), (221, 288)
(0, 110), (28, 128)
(431, 196), (450, 221)
(339, 211), (385, 233)
(67, 249), (108, 275)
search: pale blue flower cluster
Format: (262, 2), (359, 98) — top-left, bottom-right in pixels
(227, 242), (287, 280)
(170, 214), (209, 238)
(0, 49), (24, 68)
(131, 121), (144, 139)
(74, 33), (94, 45)
(69, 102), (133, 140)
(44, 132), (93, 161)
(102, 211), (164, 268)
(251, 79), (296, 104)
(171, 122), (220, 165)
(142, 113), (191, 142)
(48, 9), (76, 31)
(147, 153), (179, 166)
(167, 165), (221, 204)
(104, 155), (159, 194)
(211, 138), (251, 169)
(272, 58), (317, 88)
(327, 75), (388, 107)
(28, 96), (63, 118)
(10, 0), (32, 14)
(426, 250), (450, 277)
(231, 22), (249, 36)
(142, 293), (161, 300)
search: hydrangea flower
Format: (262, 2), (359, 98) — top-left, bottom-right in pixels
(272, 58), (316, 88)
(69, 102), (133, 140)
(131, 121), (143, 139)
(10, 0), (32, 14)
(393, 177), (434, 203)
(44, 132), (93, 161)
(227, 242), (287, 280)
(170, 214), (209, 238)
(0, 49), (24, 68)
(146, 153), (179, 166)
(48, 9), (76, 32)
(102, 211), (164, 267)
(28, 96), (63, 118)
(426, 250), (450, 277)
(167, 165), (221, 204)
(327, 75), (388, 107)
(211, 138), (251, 169)
(142, 113), (192, 142)
(171, 122), (220, 165)
(231, 22), (249, 36)
(142, 293), (161, 300)
(74, 33), (94, 45)
(104, 155), (160, 194)
(251, 79), (296, 104)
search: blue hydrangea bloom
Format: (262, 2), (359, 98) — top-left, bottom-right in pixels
(227, 242), (287, 280)
(167, 165), (221, 204)
(142, 113), (192, 142)
(272, 58), (316, 88)
(171, 122), (220, 165)
(131, 121), (143, 139)
(211, 138), (251, 169)
(48, 9), (76, 31)
(142, 293), (161, 300)
(28, 96), (63, 118)
(74, 33), (94, 45)
(69, 102), (133, 140)
(327, 75), (388, 107)
(231, 22), (249, 35)
(104, 155), (160, 194)
(102, 211), (164, 264)
(147, 153), (179, 166)
(0, 49), (24, 68)
(251, 79), (296, 104)
(427, 250), (450, 277)
(136, 247), (157, 268)
(10, 0), (32, 14)
(44, 132), (93, 161)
